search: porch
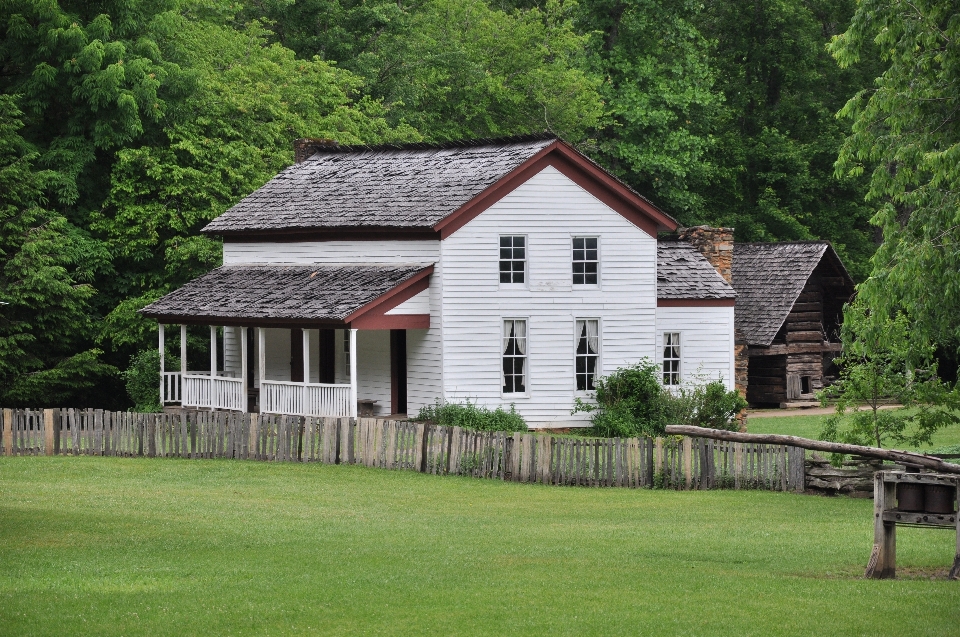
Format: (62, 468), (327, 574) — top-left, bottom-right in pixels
(159, 325), (359, 417)
(142, 263), (433, 419)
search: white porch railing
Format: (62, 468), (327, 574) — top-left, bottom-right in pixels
(162, 372), (182, 404)
(182, 373), (245, 411)
(261, 381), (353, 417)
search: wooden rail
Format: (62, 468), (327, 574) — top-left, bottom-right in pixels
(1, 409), (807, 491)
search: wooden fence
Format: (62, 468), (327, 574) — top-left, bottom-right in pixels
(0, 409), (805, 492)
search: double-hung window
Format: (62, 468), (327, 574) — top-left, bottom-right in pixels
(575, 319), (600, 391)
(499, 236), (526, 284)
(572, 237), (599, 285)
(502, 319), (527, 394)
(662, 332), (681, 386)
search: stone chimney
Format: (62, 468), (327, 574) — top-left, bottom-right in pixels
(294, 138), (339, 163)
(677, 226), (734, 284)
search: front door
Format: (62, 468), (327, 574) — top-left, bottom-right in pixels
(390, 330), (407, 415)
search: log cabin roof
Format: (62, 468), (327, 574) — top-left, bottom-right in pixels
(139, 264), (431, 325)
(201, 134), (675, 237)
(657, 241), (737, 300)
(732, 242), (854, 346)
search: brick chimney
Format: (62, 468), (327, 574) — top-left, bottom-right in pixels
(294, 138), (339, 163)
(678, 226), (734, 284)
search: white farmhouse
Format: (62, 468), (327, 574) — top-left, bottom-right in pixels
(141, 135), (736, 428)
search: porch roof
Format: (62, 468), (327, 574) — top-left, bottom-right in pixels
(139, 264), (432, 327)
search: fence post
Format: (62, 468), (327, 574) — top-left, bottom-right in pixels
(654, 437), (663, 481)
(2, 408), (12, 456)
(248, 413), (259, 460)
(43, 409), (55, 456)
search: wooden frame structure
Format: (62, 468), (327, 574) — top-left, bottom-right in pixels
(866, 471), (960, 580)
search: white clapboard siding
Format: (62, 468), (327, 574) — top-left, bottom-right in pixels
(222, 240), (439, 265)
(439, 165), (658, 427)
(332, 329), (392, 415)
(655, 305), (735, 390)
(263, 328), (292, 382)
(406, 267), (443, 415)
(385, 288), (430, 315)
(223, 326), (242, 377)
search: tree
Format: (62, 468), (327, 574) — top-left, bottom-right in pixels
(577, 0), (722, 218)
(830, 0), (960, 344)
(693, 0), (880, 278)
(0, 95), (115, 406)
(818, 304), (960, 452)
(93, 14), (416, 355)
(354, 0), (602, 142)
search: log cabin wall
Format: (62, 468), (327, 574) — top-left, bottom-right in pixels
(746, 354), (787, 404)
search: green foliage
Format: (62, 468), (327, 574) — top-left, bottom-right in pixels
(122, 348), (176, 413)
(0, 94), (116, 407)
(818, 306), (960, 460)
(356, 0), (602, 142)
(574, 361), (745, 437)
(573, 361), (669, 437)
(830, 0), (960, 345)
(692, 0), (879, 278)
(414, 399), (528, 432)
(579, 0), (722, 216)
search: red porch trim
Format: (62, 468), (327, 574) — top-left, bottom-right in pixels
(344, 266), (433, 329)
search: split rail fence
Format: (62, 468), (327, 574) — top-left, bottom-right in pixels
(0, 408), (805, 492)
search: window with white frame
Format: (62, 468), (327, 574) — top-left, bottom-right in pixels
(343, 330), (351, 377)
(502, 319), (527, 393)
(575, 319), (600, 391)
(572, 237), (598, 285)
(662, 332), (681, 386)
(499, 235), (526, 284)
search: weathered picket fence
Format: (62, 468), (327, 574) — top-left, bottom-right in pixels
(0, 408), (805, 492)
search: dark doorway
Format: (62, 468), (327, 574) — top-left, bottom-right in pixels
(318, 329), (336, 384)
(390, 330), (407, 415)
(290, 328), (303, 382)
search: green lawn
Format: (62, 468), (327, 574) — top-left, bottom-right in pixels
(1, 457), (958, 635)
(747, 411), (960, 453)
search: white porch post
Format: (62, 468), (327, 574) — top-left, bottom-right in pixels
(210, 326), (217, 378)
(180, 325), (187, 375)
(258, 327), (266, 390)
(241, 326), (248, 412)
(349, 328), (357, 418)
(302, 329), (311, 384)
(158, 323), (165, 403)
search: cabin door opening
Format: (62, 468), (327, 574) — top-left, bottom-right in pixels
(390, 329), (407, 415)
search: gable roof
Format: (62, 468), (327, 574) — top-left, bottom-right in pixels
(732, 242), (853, 346)
(201, 135), (677, 238)
(657, 241), (736, 300)
(139, 264), (432, 327)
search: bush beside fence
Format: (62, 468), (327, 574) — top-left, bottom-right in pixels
(0, 408), (805, 492)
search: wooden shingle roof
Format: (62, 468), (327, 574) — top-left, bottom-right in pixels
(657, 241), (736, 300)
(203, 136), (556, 235)
(139, 264), (431, 325)
(201, 134), (676, 237)
(732, 242), (852, 346)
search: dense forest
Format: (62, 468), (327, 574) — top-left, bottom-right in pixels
(0, 0), (956, 408)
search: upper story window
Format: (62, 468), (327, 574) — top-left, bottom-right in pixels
(575, 319), (600, 391)
(662, 332), (681, 386)
(502, 319), (527, 394)
(572, 237), (598, 285)
(499, 236), (526, 284)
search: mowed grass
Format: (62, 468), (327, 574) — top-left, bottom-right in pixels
(748, 411), (960, 452)
(1, 457), (959, 636)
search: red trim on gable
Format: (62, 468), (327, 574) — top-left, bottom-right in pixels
(433, 141), (678, 239)
(657, 298), (736, 307)
(344, 267), (433, 328)
(350, 313), (430, 330)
